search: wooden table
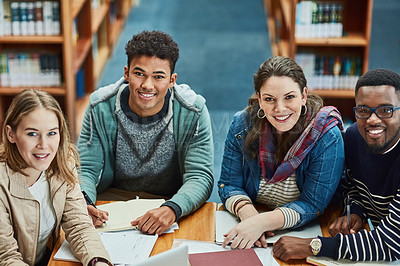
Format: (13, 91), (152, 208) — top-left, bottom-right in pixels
(48, 202), (343, 266)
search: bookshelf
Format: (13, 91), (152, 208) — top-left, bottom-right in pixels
(0, 0), (134, 140)
(264, 0), (373, 122)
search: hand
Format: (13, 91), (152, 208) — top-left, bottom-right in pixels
(237, 204), (274, 248)
(222, 213), (268, 249)
(328, 214), (363, 236)
(131, 206), (175, 235)
(87, 205), (108, 227)
(94, 262), (109, 266)
(273, 236), (313, 261)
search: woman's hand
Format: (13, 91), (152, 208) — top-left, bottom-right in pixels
(222, 209), (284, 249)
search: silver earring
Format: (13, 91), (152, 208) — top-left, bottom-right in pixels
(257, 108), (266, 119)
(301, 105), (307, 115)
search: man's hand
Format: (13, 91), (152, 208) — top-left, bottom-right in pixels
(328, 214), (363, 236)
(131, 206), (176, 235)
(87, 205), (109, 227)
(273, 236), (313, 261)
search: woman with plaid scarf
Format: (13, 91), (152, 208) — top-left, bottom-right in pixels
(218, 56), (345, 249)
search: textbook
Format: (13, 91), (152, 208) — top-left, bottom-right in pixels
(307, 256), (400, 266)
(189, 248), (263, 266)
(96, 198), (166, 232)
(215, 210), (322, 244)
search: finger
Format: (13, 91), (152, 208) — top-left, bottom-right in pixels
(260, 234), (268, 248)
(254, 240), (261, 248)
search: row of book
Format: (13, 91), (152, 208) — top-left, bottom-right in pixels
(295, 1), (343, 39)
(295, 53), (361, 90)
(0, 52), (61, 87)
(0, 0), (60, 36)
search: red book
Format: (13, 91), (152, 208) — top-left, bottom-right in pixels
(189, 249), (263, 266)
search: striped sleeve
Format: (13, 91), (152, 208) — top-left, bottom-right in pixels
(320, 190), (400, 261)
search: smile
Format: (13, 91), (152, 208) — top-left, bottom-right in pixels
(274, 114), (291, 121)
(34, 154), (50, 159)
(138, 91), (156, 98)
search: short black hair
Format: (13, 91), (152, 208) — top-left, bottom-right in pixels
(125, 30), (179, 73)
(355, 68), (400, 95)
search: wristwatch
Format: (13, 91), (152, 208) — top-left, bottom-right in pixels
(310, 238), (322, 256)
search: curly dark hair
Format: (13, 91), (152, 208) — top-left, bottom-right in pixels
(355, 68), (400, 96)
(125, 30), (179, 73)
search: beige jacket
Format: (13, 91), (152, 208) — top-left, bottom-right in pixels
(0, 162), (111, 265)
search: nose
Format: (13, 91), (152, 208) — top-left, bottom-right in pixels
(141, 76), (154, 89)
(274, 99), (286, 112)
(37, 136), (48, 149)
(366, 111), (382, 125)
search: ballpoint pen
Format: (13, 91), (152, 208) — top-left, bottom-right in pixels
(367, 218), (374, 231)
(82, 191), (106, 224)
(347, 194), (351, 232)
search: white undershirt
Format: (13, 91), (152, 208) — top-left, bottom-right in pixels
(28, 171), (56, 263)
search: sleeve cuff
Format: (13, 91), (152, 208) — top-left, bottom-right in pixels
(276, 207), (300, 229)
(318, 235), (340, 259)
(162, 201), (182, 222)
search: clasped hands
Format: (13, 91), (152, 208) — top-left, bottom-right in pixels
(273, 213), (363, 262)
(87, 205), (176, 235)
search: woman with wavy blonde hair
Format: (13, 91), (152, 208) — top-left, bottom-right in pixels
(0, 89), (111, 265)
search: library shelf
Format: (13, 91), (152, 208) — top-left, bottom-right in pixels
(0, 0), (136, 141)
(264, 0), (373, 120)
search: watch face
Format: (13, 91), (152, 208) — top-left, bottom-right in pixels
(311, 240), (321, 249)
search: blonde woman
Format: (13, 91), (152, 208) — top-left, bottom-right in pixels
(0, 90), (111, 265)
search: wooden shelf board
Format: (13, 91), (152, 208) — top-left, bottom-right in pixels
(296, 34), (368, 47)
(0, 35), (63, 44)
(92, 4), (109, 34)
(72, 0), (87, 18)
(0, 87), (66, 96)
(311, 89), (355, 99)
(73, 37), (92, 75)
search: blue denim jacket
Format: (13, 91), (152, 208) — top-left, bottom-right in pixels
(218, 110), (345, 228)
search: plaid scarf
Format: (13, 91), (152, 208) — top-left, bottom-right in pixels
(259, 106), (343, 184)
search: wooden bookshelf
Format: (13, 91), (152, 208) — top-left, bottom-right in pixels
(0, 0), (134, 140)
(264, 0), (373, 120)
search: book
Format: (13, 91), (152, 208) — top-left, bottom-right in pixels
(42, 1), (52, 35)
(19, 1), (28, 35)
(215, 210), (322, 245)
(307, 256), (400, 266)
(96, 198), (166, 232)
(52, 1), (60, 35)
(3, 0), (12, 36)
(189, 248), (263, 266)
(10, 1), (20, 35)
(34, 1), (43, 35)
(0, 0), (4, 36)
(26, 1), (35, 35)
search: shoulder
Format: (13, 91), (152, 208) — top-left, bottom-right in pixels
(172, 83), (206, 111)
(0, 162), (8, 182)
(89, 77), (127, 107)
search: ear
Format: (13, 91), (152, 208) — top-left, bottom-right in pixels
(6, 125), (16, 144)
(302, 87), (308, 105)
(169, 73), (177, 88)
(257, 92), (262, 106)
(123, 66), (129, 82)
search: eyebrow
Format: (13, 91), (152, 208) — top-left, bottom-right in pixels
(133, 67), (167, 75)
(262, 91), (297, 97)
(24, 127), (59, 131)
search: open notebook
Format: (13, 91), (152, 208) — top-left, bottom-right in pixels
(96, 198), (166, 232)
(132, 244), (189, 266)
(215, 210), (322, 244)
(307, 256), (400, 266)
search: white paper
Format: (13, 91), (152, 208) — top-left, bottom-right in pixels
(54, 231), (158, 264)
(307, 256), (400, 265)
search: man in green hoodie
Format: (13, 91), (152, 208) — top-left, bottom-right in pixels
(77, 30), (213, 235)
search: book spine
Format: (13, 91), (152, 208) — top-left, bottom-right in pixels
(42, 1), (52, 35)
(0, 0), (4, 36)
(34, 1), (43, 35)
(10, 1), (20, 35)
(52, 1), (60, 35)
(27, 1), (35, 35)
(19, 1), (28, 35)
(3, 0), (12, 35)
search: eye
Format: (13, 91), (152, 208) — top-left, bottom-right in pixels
(286, 95), (295, 100)
(358, 107), (370, 114)
(134, 72), (144, 76)
(27, 132), (38, 137)
(154, 75), (165, 79)
(48, 131), (58, 136)
(379, 107), (393, 114)
(264, 97), (274, 102)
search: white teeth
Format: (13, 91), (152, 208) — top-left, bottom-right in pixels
(35, 154), (47, 158)
(369, 129), (384, 135)
(275, 114), (290, 121)
(139, 92), (155, 98)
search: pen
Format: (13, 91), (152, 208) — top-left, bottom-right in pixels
(82, 191), (106, 224)
(367, 218), (374, 231)
(346, 195), (351, 232)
